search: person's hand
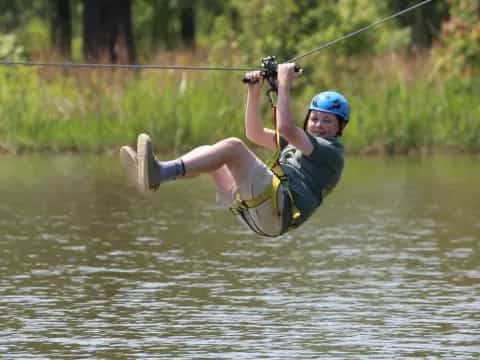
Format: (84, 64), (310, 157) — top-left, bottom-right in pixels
(244, 70), (263, 88)
(277, 63), (299, 88)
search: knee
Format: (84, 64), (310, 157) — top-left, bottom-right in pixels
(222, 137), (246, 153)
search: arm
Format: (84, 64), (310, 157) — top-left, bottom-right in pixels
(276, 63), (314, 156)
(244, 71), (276, 150)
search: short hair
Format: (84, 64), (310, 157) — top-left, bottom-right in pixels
(335, 115), (347, 137)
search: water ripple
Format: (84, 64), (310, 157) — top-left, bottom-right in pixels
(1, 155), (479, 359)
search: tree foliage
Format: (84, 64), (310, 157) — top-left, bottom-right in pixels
(0, 0), (478, 77)
(386, 0), (449, 49)
(206, 0), (388, 64)
(435, 0), (480, 77)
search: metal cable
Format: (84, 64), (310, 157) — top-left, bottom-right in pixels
(287, 0), (434, 63)
(0, 60), (257, 71)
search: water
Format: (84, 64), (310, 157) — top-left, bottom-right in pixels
(1, 155), (479, 359)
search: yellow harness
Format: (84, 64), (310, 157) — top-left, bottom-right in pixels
(230, 103), (301, 234)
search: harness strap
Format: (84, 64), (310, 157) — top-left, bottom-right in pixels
(270, 166), (301, 225)
(269, 103), (302, 225)
(238, 209), (272, 237)
(230, 174), (282, 217)
(229, 89), (302, 235)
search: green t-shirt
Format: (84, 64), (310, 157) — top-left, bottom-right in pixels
(279, 134), (344, 226)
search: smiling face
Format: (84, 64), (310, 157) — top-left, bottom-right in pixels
(306, 110), (341, 138)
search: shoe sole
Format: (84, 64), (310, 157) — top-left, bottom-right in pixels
(119, 145), (138, 188)
(137, 133), (151, 192)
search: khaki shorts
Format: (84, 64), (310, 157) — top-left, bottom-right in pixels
(216, 159), (286, 237)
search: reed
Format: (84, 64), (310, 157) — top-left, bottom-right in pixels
(0, 64), (479, 154)
(343, 76), (480, 154)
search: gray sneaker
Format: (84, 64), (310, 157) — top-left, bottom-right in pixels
(137, 133), (162, 192)
(119, 145), (138, 188)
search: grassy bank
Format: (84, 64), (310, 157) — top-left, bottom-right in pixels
(0, 60), (479, 155)
(0, 67), (246, 155)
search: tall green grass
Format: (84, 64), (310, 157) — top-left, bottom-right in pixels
(343, 76), (480, 154)
(0, 67), (246, 154)
(0, 64), (479, 154)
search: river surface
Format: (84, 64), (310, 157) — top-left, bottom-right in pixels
(0, 155), (479, 359)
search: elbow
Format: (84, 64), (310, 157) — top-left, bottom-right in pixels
(245, 128), (256, 142)
(278, 122), (296, 140)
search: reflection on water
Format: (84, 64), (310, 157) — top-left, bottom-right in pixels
(1, 155), (479, 359)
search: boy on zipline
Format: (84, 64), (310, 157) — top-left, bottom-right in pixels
(120, 63), (349, 237)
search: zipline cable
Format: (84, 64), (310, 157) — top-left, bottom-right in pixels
(0, 0), (433, 71)
(287, 0), (434, 63)
(0, 60), (255, 71)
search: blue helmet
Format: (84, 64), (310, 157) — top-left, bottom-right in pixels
(309, 91), (350, 123)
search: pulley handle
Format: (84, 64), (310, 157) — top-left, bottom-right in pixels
(242, 65), (302, 84)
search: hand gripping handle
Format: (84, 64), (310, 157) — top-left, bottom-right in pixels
(242, 65), (302, 84)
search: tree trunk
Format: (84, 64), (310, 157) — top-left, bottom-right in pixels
(51, 0), (72, 59)
(150, 1), (168, 50)
(180, 4), (196, 48)
(83, 0), (136, 64)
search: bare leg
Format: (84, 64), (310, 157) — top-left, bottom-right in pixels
(177, 145), (212, 178)
(175, 145), (236, 194)
(180, 137), (261, 182)
(209, 164), (235, 197)
(136, 134), (261, 193)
